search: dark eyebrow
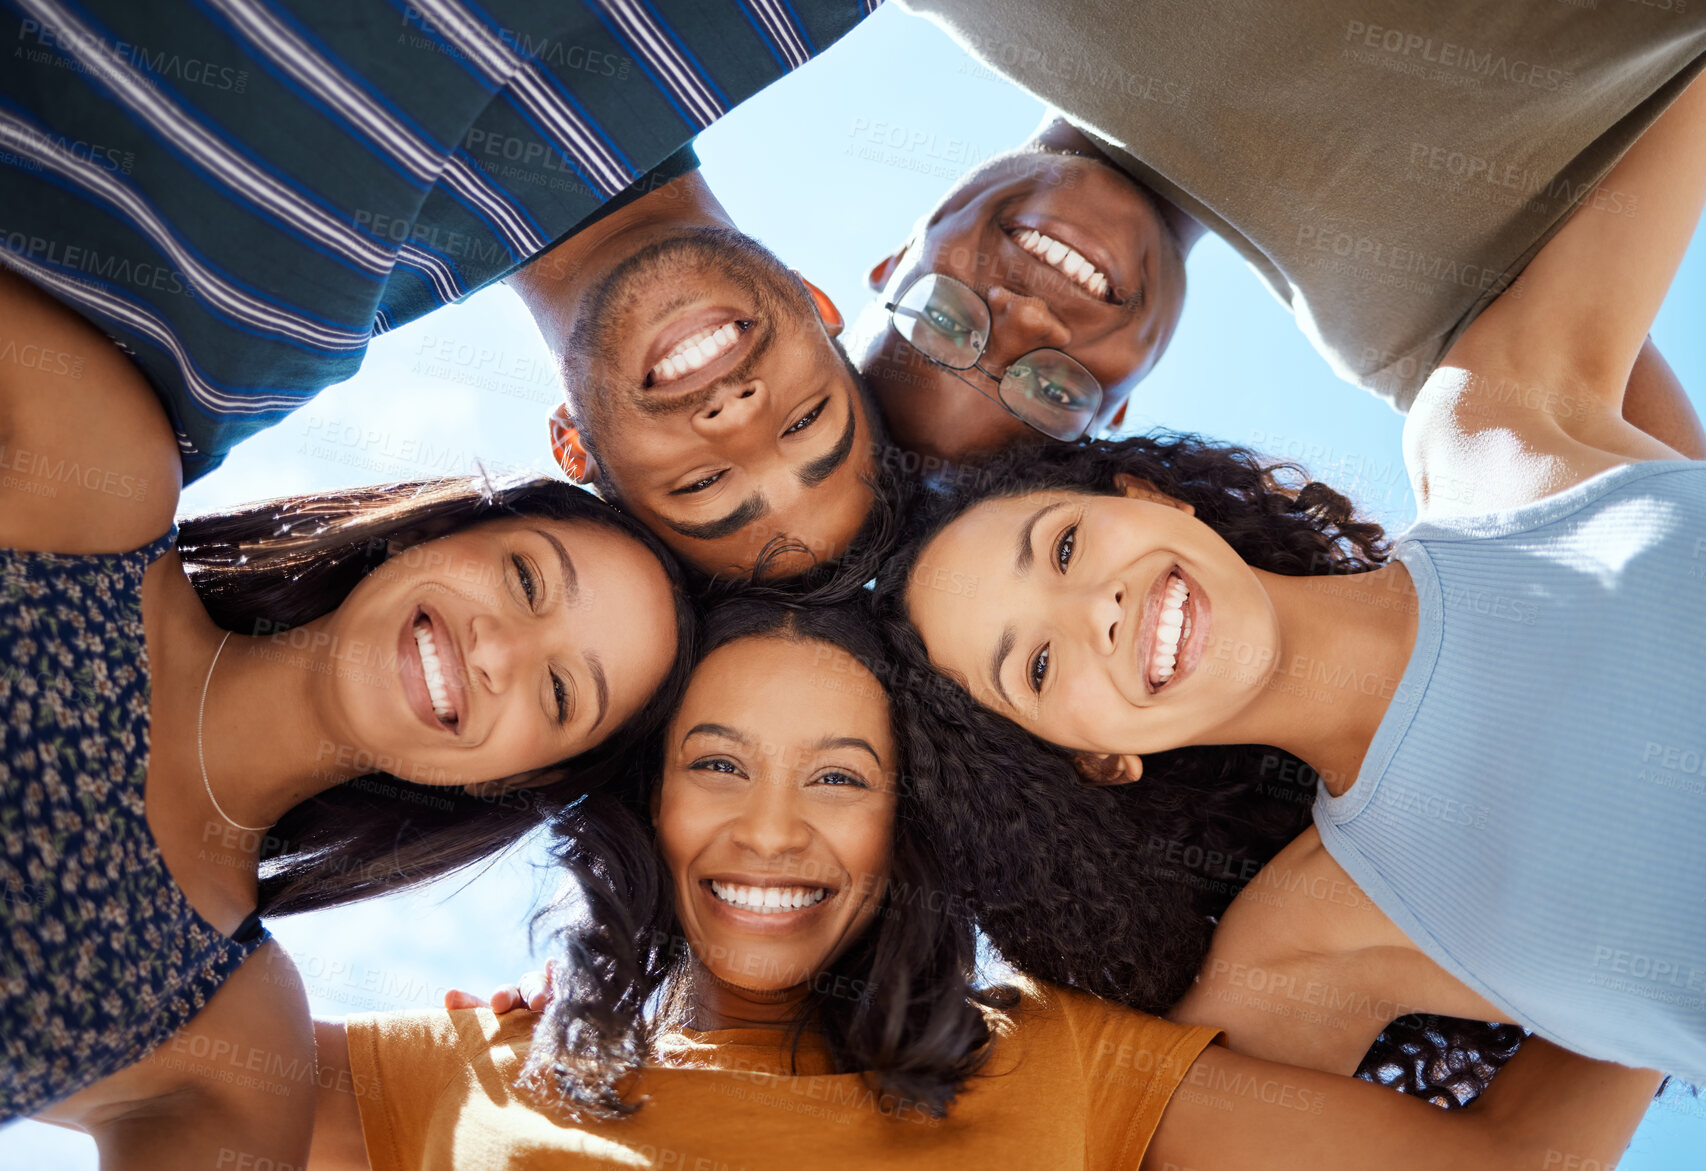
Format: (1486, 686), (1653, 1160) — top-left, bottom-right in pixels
(810, 734), (883, 765)
(661, 494), (769, 542)
(988, 625), (1016, 708)
(535, 528), (579, 604)
(1016, 503), (1065, 576)
(795, 396), (857, 489)
(682, 722), (751, 747)
(586, 650), (608, 733)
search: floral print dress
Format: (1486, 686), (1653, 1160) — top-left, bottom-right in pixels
(1, 529), (266, 1121)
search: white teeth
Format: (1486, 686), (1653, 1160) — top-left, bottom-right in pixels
(413, 619), (455, 722)
(1014, 228), (1113, 300)
(708, 881), (829, 914)
(1150, 575), (1191, 686)
(648, 321), (743, 386)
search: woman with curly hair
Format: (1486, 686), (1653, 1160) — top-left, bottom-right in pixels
(308, 599), (1658, 1170)
(0, 260), (693, 1160)
(875, 74), (1706, 1090)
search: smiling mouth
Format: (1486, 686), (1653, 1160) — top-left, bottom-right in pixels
(1148, 571), (1193, 689)
(646, 318), (751, 387)
(1010, 227), (1115, 302)
(412, 614), (459, 728)
(708, 880), (831, 914)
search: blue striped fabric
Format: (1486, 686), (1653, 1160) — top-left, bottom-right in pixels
(0, 0), (877, 479)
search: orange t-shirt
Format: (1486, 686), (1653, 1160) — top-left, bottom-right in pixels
(345, 982), (1221, 1171)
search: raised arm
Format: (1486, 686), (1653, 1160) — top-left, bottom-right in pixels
(35, 942), (316, 1171)
(1408, 71), (1706, 513)
(1143, 1035), (1660, 1171)
(1170, 827), (1506, 1075)
(0, 263), (180, 553)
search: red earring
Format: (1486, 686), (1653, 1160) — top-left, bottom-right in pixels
(1109, 400), (1130, 431)
(547, 403), (591, 482)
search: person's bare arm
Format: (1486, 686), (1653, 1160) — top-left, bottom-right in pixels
(1408, 71), (1706, 513)
(308, 1019), (370, 1171)
(1143, 1037), (1659, 1171)
(1461, 71), (1706, 411)
(36, 942), (316, 1170)
(1170, 827), (1505, 1074)
(1623, 337), (1706, 459)
(0, 264), (180, 553)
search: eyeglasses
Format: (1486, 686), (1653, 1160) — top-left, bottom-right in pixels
(883, 272), (1103, 442)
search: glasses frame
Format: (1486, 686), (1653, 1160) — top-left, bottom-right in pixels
(882, 271), (1103, 442)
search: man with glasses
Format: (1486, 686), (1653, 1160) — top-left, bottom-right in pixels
(857, 2), (1706, 464)
(855, 121), (1200, 458)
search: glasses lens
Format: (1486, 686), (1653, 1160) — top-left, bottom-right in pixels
(890, 275), (989, 370)
(998, 350), (1102, 441)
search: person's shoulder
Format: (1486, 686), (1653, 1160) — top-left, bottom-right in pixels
(349, 1005), (526, 1064)
(1001, 978), (1208, 1057)
(0, 267), (180, 554)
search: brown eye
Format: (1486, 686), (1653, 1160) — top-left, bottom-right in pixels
(783, 397), (828, 436)
(1055, 525), (1077, 572)
(672, 470), (727, 495)
(1028, 645), (1050, 694)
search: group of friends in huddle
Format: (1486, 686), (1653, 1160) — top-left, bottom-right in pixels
(3, 1), (1705, 1168)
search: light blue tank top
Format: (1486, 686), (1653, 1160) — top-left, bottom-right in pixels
(1315, 460), (1706, 1083)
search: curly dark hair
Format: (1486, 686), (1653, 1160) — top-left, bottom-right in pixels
(871, 433), (1524, 1106)
(176, 474), (696, 917)
(525, 598), (1015, 1121)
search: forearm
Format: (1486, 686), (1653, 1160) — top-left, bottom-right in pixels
(309, 1017), (370, 1171)
(1467, 1037), (1661, 1170)
(1621, 337), (1705, 459)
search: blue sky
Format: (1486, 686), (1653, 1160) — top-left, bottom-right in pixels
(6, 5), (1704, 1165)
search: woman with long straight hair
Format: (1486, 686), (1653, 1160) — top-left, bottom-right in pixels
(0, 262), (693, 1161)
(876, 74), (1706, 1086)
(308, 599), (1660, 1170)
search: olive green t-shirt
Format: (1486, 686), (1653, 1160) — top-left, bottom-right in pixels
(904, 0), (1706, 409)
(346, 983), (1221, 1170)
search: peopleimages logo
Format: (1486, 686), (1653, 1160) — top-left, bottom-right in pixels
(1342, 21), (1576, 90)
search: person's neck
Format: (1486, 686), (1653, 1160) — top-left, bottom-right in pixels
(505, 169), (736, 358)
(1212, 564), (1419, 794)
(687, 960), (813, 1032)
(152, 602), (396, 834)
(1032, 118), (1208, 255)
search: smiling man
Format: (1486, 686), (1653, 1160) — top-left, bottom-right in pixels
(860, 1), (1706, 465)
(854, 119), (1202, 465)
(0, 0), (883, 579)
(511, 168), (884, 579)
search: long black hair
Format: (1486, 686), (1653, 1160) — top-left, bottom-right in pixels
(873, 434), (1523, 1106)
(524, 598), (1013, 1120)
(176, 474), (696, 917)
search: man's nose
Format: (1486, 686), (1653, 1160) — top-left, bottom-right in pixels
(981, 285), (1072, 376)
(693, 379), (769, 438)
(466, 612), (520, 692)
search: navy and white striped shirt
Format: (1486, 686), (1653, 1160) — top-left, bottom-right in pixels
(0, 0), (879, 479)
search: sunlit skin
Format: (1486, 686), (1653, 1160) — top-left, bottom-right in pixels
(304, 516), (678, 789)
(653, 636), (897, 1028)
(907, 479), (1416, 787)
(855, 122), (1202, 463)
(160, 514), (680, 844)
(510, 172), (875, 578)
